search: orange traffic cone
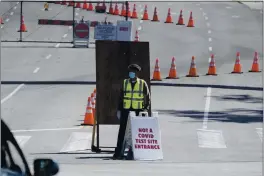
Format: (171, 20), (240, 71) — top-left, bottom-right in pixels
(131, 4), (138, 18)
(0, 17), (4, 24)
(249, 51), (261, 72)
(68, 1), (74, 6)
(165, 8), (173, 23)
(166, 57), (179, 79)
(231, 52), (243, 74)
(176, 10), (185, 25)
(151, 7), (159, 22)
(75, 2), (81, 8)
(18, 16), (27, 32)
(187, 11), (194, 27)
(142, 5), (149, 20)
(82, 0), (88, 9)
(186, 56), (199, 77)
(87, 2), (93, 11)
(108, 2), (114, 14)
(82, 97), (94, 126)
(120, 4), (126, 16)
(206, 54), (217, 76)
(134, 30), (139, 42)
(114, 3), (120, 15)
(151, 58), (162, 81)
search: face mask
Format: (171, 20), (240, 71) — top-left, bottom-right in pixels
(129, 72), (136, 79)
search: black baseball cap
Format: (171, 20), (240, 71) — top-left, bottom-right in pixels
(128, 64), (141, 72)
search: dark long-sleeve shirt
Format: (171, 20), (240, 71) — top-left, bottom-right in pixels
(118, 78), (151, 111)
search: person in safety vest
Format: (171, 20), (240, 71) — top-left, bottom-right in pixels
(113, 64), (151, 160)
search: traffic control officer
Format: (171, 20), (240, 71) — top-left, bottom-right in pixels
(113, 64), (151, 160)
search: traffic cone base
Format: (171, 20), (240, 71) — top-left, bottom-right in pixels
(231, 71), (243, 74)
(166, 76), (179, 79)
(206, 73), (217, 76)
(186, 75), (199, 77)
(249, 70), (261, 72)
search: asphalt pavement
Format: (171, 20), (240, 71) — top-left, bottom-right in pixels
(1, 1), (263, 176)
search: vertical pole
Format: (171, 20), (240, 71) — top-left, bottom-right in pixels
(19, 1), (23, 42)
(125, 1), (128, 21)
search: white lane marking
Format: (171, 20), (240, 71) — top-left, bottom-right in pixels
(208, 30), (212, 34)
(69, 26), (72, 29)
(200, 7), (203, 10)
(140, 20), (143, 23)
(10, 12), (14, 15)
(14, 6), (17, 10)
(226, 6), (232, 9)
(5, 18), (9, 22)
(60, 132), (92, 153)
(12, 126), (83, 133)
(208, 47), (212, 52)
(208, 57), (211, 62)
(256, 128), (262, 142)
(75, 12), (79, 16)
(63, 33), (68, 38)
(196, 3), (200, 6)
(205, 16), (208, 20)
(197, 129), (227, 148)
(203, 12), (207, 16)
(1, 84), (25, 104)
(206, 22), (210, 27)
(1, 26), (3, 29)
(33, 67), (40, 73)
(231, 15), (240, 18)
(171, 12), (177, 15)
(45, 54), (52, 59)
(140, 8), (143, 12)
(16, 2), (19, 4)
(55, 43), (60, 48)
(202, 87), (211, 129)
(208, 38), (212, 42)
(137, 26), (142, 31)
(14, 136), (31, 148)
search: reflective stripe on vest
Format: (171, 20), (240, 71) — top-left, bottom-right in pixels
(123, 78), (144, 109)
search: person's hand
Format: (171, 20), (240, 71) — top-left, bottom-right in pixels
(117, 110), (121, 120)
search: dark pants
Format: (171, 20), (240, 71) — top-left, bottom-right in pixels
(114, 109), (142, 158)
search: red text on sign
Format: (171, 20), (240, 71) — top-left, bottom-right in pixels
(134, 144), (160, 149)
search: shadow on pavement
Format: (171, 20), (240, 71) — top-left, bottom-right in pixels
(29, 150), (114, 155)
(157, 108), (263, 123)
(1, 81), (263, 91)
(211, 94), (263, 104)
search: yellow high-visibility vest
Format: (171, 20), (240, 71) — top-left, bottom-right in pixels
(123, 78), (144, 110)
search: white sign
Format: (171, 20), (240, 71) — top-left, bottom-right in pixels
(126, 112), (163, 161)
(94, 24), (116, 40)
(116, 20), (132, 41)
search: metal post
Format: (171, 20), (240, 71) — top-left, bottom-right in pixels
(125, 1), (128, 21)
(19, 1), (23, 42)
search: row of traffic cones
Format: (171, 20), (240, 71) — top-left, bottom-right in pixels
(82, 88), (97, 126)
(59, 0), (95, 11)
(57, 1), (195, 27)
(151, 52), (261, 81)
